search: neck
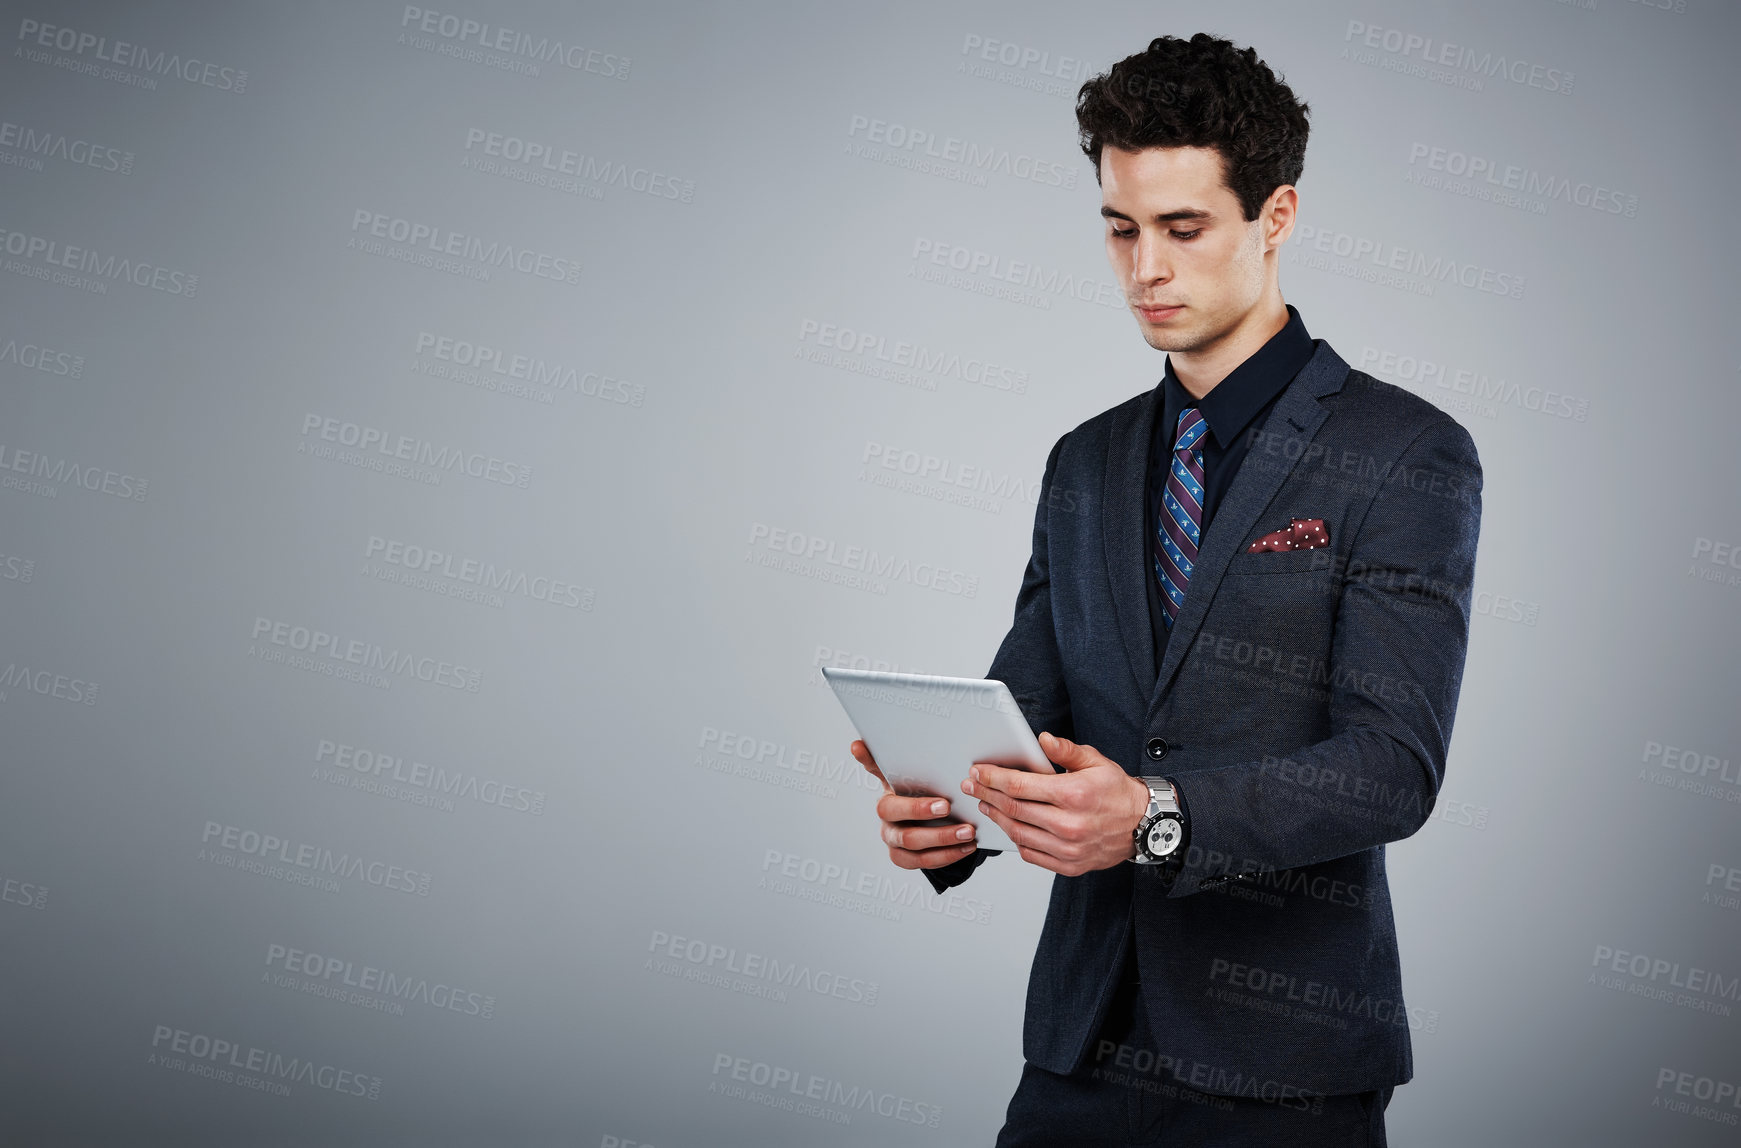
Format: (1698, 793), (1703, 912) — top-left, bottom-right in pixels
(1169, 297), (1290, 400)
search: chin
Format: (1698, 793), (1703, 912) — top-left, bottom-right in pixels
(1139, 324), (1203, 353)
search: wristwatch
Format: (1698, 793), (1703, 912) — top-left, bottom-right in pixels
(1132, 777), (1185, 865)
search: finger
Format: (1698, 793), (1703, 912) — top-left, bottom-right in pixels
(969, 762), (1051, 802)
(1038, 731), (1096, 772)
(877, 793), (958, 823)
(971, 776), (1084, 838)
(970, 779), (1029, 821)
(851, 741), (893, 792)
(1014, 844), (1072, 875)
(975, 784), (1084, 839)
(976, 800), (1078, 860)
(888, 841), (981, 870)
(850, 739), (881, 772)
(882, 818), (977, 853)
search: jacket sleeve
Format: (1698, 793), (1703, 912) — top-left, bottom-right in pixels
(925, 432), (1075, 894)
(1166, 416), (1483, 898)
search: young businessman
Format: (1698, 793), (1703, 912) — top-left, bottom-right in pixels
(851, 33), (1482, 1146)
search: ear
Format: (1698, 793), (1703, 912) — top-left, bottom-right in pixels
(1264, 184), (1298, 250)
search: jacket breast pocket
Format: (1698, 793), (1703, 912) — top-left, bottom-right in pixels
(1223, 547), (1338, 576)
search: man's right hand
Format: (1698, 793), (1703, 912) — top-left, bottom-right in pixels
(850, 739), (980, 870)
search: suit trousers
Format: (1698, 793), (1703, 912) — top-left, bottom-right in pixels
(993, 929), (1392, 1147)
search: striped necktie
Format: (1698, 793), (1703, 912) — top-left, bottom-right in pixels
(1154, 407), (1207, 628)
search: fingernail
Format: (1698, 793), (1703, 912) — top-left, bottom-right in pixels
(955, 824), (974, 840)
(930, 800), (948, 816)
(960, 844), (975, 853)
(969, 766), (979, 781)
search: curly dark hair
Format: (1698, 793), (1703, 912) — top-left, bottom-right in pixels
(1075, 33), (1310, 221)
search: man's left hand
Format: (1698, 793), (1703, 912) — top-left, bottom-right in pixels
(964, 732), (1152, 877)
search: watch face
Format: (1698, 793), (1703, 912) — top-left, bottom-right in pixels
(1146, 816), (1182, 857)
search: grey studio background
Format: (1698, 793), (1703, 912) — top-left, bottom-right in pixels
(1, 0), (1737, 1145)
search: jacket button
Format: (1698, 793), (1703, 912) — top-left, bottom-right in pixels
(1145, 737), (1169, 761)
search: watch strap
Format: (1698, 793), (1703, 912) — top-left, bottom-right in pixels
(1133, 776), (1184, 865)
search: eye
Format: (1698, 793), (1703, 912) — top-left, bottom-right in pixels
(1171, 229), (1202, 241)
(1110, 225), (1136, 239)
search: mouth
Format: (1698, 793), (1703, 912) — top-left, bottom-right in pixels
(1136, 303), (1183, 321)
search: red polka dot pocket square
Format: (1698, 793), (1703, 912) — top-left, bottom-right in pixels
(1246, 517), (1330, 553)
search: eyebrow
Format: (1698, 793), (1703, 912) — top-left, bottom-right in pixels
(1100, 205), (1213, 223)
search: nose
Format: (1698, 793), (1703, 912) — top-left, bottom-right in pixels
(1132, 229), (1170, 286)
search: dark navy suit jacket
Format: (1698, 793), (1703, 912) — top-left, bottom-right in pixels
(926, 339), (1482, 1098)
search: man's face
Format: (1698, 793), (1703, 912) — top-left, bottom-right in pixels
(1099, 145), (1284, 354)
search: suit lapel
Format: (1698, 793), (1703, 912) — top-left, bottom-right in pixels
(1101, 387), (1159, 703)
(1146, 341), (1351, 711)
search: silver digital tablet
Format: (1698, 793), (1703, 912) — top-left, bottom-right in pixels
(822, 667), (1056, 853)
